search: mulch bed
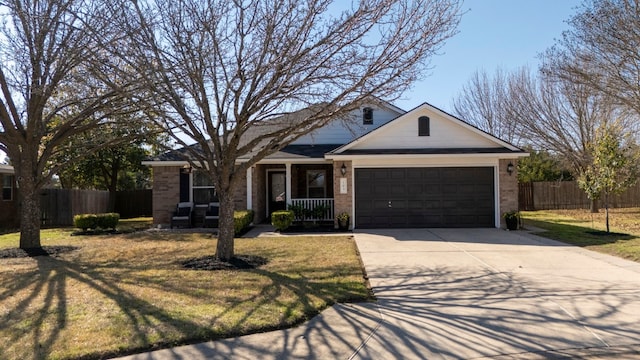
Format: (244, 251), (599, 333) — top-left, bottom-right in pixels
(181, 254), (268, 271)
(0, 246), (80, 258)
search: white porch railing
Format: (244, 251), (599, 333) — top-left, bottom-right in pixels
(290, 198), (334, 221)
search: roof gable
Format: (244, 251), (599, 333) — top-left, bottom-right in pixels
(292, 99), (405, 145)
(332, 103), (521, 153)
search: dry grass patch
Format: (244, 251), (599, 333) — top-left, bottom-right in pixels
(0, 229), (370, 360)
(522, 208), (640, 262)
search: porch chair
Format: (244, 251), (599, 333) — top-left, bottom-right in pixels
(203, 202), (220, 228)
(171, 202), (194, 228)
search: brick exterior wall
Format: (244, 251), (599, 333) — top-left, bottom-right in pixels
(233, 170), (247, 211)
(153, 159), (517, 229)
(151, 166), (181, 226)
(252, 165), (266, 224)
(499, 159), (519, 227)
(332, 161), (352, 229)
(152, 165), (251, 227)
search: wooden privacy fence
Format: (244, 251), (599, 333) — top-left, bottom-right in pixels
(114, 189), (152, 218)
(41, 189), (109, 226)
(519, 181), (640, 210)
(11, 189), (152, 228)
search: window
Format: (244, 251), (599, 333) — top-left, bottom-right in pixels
(306, 170), (326, 198)
(2, 175), (13, 201)
(192, 170), (217, 204)
(418, 116), (430, 136)
(363, 107), (373, 125)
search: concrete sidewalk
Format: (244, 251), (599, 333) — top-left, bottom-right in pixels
(113, 302), (383, 360)
(113, 228), (640, 359)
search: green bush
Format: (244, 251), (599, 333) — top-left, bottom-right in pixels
(271, 210), (294, 231)
(74, 214), (98, 231)
(73, 213), (120, 231)
(234, 210), (254, 236)
(288, 204), (307, 221)
(96, 213), (120, 230)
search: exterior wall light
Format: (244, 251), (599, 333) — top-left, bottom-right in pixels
(506, 162), (514, 176)
(341, 163), (347, 176)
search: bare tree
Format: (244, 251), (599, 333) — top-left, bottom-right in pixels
(452, 67), (519, 143)
(544, 0), (640, 116)
(0, 0), (140, 252)
(506, 68), (615, 174)
(117, 0), (462, 261)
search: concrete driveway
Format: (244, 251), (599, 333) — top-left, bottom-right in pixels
(353, 228), (640, 359)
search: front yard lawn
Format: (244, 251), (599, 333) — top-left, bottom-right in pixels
(0, 227), (371, 360)
(521, 208), (640, 262)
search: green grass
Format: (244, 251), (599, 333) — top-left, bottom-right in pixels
(521, 208), (640, 262)
(0, 227), (371, 360)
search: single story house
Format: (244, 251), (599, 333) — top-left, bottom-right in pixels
(0, 164), (18, 229)
(143, 100), (528, 229)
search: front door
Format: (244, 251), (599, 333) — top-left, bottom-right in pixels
(268, 171), (286, 216)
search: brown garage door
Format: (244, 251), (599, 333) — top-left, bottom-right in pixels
(355, 167), (495, 228)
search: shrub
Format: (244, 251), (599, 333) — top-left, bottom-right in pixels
(271, 210), (294, 231)
(288, 203), (307, 221)
(74, 214), (98, 231)
(96, 213), (120, 230)
(73, 213), (120, 231)
(234, 210), (254, 236)
(311, 204), (330, 220)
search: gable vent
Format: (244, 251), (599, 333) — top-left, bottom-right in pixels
(418, 116), (430, 136)
(363, 107), (373, 125)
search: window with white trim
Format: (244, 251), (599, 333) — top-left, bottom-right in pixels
(192, 170), (217, 204)
(306, 170), (326, 198)
(2, 175), (13, 201)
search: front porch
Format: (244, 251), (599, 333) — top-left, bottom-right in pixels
(251, 163), (339, 224)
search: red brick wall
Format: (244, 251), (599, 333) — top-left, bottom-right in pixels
(152, 165), (250, 226)
(499, 159), (519, 227)
(332, 161), (352, 229)
(151, 166), (181, 226)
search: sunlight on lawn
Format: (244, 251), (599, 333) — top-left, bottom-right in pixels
(0, 230), (370, 360)
(521, 208), (640, 262)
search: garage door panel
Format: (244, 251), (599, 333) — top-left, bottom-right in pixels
(390, 185), (406, 195)
(355, 167), (494, 228)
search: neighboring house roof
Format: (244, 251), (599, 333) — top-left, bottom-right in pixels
(0, 164), (14, 174)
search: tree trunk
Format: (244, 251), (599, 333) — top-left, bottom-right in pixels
(590, 198), (599, 213)
(605, 192), (610, 233)
(18, 176), (43, 253)
(216, 190), (236, 261)
(106, 159), (119, 213)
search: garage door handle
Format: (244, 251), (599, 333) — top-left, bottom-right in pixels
(388, 201), (392, 208)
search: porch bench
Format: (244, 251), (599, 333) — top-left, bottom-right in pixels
(171, 202), (194, 228)
(202, 202), (220, 228)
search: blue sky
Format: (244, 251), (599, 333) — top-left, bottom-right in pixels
(0, 1), (582, 164)
(395, 0), (582, 112)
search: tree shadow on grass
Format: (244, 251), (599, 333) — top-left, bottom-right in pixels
(134, 265), (640, 360)
(526, 220), (635, 246)
(0, 249), (370, 360)
(0, 254), (228, 360)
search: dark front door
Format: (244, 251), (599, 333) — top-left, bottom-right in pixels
(355, 167), (495, 228)
(268, 171), (286, 215)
